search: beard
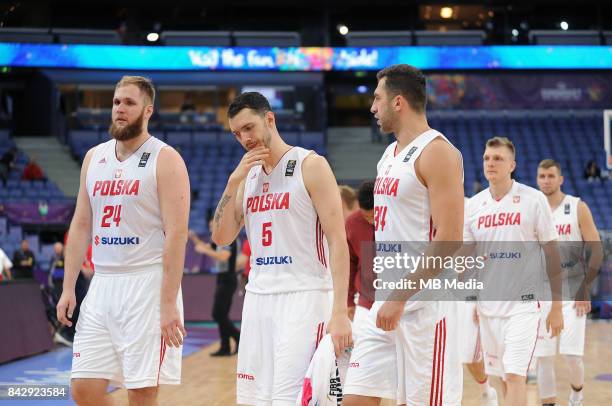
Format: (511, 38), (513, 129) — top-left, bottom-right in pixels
(109, 109), (144, 141)
(377, 108), (396, 135)
(244, 128), (272, 150)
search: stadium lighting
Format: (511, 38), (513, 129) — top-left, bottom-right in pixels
(560, 21), (569, 30)
(440, 7), (453, 19)
(338, 24), (349, 35)
(147, 32), (159, 42)
(512, 29), (519, 37)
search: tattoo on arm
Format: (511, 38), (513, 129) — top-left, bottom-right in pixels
(214, 194), (232, 228)
(235, 211), (244, 226)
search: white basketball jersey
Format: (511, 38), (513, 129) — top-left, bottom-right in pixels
(374, 129), (461, 311)
(242, 147), (332, 294)
(87, 137), (167, 271)
(552, 194), (582, 242)
(552, 194), (585, 294)
(465, 181), (558, 317)
(374, 129), (459, 242)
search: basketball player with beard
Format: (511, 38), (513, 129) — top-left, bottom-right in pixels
(57, 76), (190, 405)
(534, 159), (603, 406)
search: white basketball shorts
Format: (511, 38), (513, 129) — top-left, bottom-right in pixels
(480, 310), (540, 379)
(344, 301), (462, 405)
(456, 301), (482, 364)
(236, 290), (331, 405)
(71, 265), (183, 389)
(535, 300), (586, 357)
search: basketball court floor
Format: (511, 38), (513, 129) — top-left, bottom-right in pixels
(1, 321), (611, 405)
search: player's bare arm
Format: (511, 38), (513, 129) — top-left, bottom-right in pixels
(542, 240), (564, 337)
(575, 200), (603, 316)
(158, 147), (190, 348)
(302, 153), (353, 355)
(188, 230), (231, 261)
(377, 138), (464, 332)
(57, 148), (95, 328)
(211, 146), (269, 246)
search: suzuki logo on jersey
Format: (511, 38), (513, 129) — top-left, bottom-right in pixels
(556, 224), (571, 235)
(513, 195), (520, 203)
(263, 182), (269, 193)
(373, 176), (399, 197)
(114, 168), (122, 178)
(488, 251), (521, 260)
(564, 203), (570, 214)
(255, 255), (293, 265)
(477, 212), (521, 229)
(246, 192), (290, 213)
(92, 179), (140, 196)
(94, 235), (140, 246)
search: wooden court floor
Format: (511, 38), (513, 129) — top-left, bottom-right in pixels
(111, 321), (612, 405)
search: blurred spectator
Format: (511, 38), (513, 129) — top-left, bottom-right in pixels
(339, 184), (358, 220)
(180, 95), (196, 124)
(22, 157), (46, 181)
(0, 246), (12, 281)
(49, 236), (92, 346)
(584, 160), (601, 182)
(189, 225), (240, 356)
(181, 95), (196, 112)
(0, 147), (16, 186)
(345, 181), (375, 326)
(12, 239), (35, 279)
(48, 242), (65, 292)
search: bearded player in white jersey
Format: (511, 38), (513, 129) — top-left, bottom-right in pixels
(343, 64), (464, 406)
(464, 137), (564, 406)
(211, 92), (352, 405)
(534, 159), (603, 406)
(56, 76), (189, 405)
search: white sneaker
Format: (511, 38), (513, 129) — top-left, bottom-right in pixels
(481, 387), (498, 406)
(569, 390), (584, 406)
(53, 331), (73, 347)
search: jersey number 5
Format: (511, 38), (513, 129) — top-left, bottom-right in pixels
(262, 222), (272, 246)
(101, 205), (122, 227)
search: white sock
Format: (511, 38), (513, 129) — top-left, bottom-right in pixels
(570, 386), (583, 401)
(537, 356), (557, 400)
(565, 355), (585, 391)
(478, 378), (491, 395)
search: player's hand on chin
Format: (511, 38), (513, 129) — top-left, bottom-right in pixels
(327, 312), (353, 357)
(161, 301), (187, 348)
(229, 146), (270, 183)
(376, 300), (404, 332)
(546, 305), (564, 338)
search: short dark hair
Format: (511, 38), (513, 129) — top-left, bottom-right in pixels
(228, 92), (272, 119)
(538, 159), (562, 175)
(357, 181), (374, 210)
(376, 64), (427, 113)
